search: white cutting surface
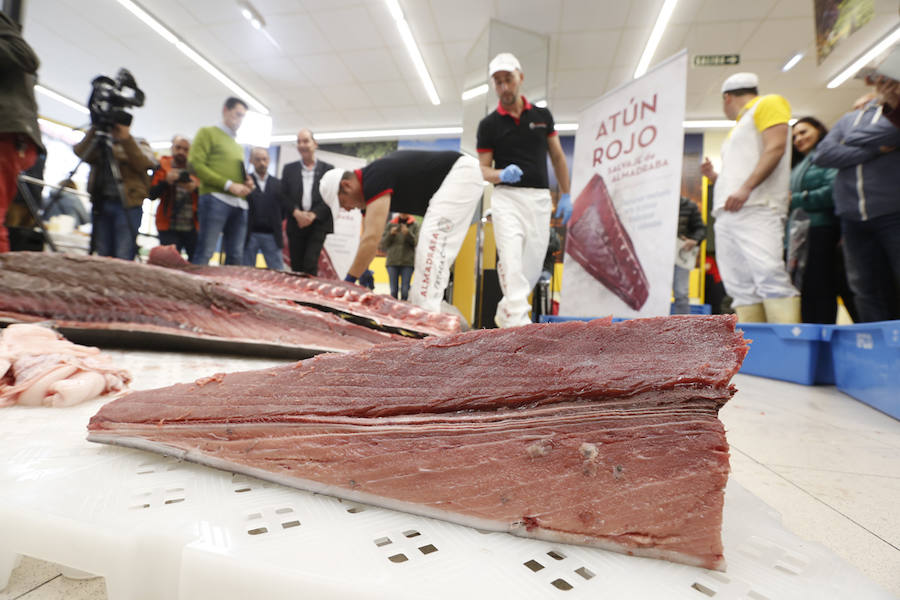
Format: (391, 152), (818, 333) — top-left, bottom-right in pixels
(0, 351), (895, 600)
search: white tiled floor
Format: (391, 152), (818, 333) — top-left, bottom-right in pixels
(1, 374), (898, 599)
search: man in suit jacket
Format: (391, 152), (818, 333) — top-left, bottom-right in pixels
(243, 147), (284, 270)
(279, 129), (334, 274)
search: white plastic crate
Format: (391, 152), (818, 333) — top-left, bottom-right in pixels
(0, 351), (893, 599)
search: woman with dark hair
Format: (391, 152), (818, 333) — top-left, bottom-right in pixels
(791, 117), (854, 323)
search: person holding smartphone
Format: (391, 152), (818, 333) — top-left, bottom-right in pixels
(149, 135), (199, 261)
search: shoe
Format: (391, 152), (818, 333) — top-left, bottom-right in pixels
(763, 296), (801, 324)
(733, 302), (765, 322)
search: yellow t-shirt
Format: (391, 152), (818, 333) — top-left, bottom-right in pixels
(737, 94), (791, 131)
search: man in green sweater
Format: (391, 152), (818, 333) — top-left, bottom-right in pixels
(189, 97), (253, 265)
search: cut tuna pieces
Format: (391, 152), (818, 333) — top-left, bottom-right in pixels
(0, 323), (131, 407)
(149, 245), (461, 338)
(88, 315), (748, 570)
(0, 252), (401, 357)
(566, 173), (650, 310)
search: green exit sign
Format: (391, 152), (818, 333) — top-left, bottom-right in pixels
(693, 54), (740, 67)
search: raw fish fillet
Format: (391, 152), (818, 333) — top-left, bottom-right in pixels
(566, 174), (650, 310)
(0, 252), (401, 357)
(149, 245), (461, 338)
(1, 324), (130, 407)
(88, 315), (748, 570)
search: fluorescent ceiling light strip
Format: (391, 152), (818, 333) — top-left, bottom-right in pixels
(781, 52), (804, 72)
(461, 83), (488, 101)
(385, 0), (440, 105)
(114, 0), (269, 114)
(559, 121), (736, 132)
(35, 85), (90, 114)
(37, 118), (85, 143)
(828, 24), (900, 88)
(269, 126), (462, 143)
(634, 0), (679, 79)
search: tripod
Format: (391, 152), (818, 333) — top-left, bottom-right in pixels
(15, 174), (57, 252)
(64, 126), (139, 257)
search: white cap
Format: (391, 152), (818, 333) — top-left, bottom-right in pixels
(489, 52), (522, 77)
(318, 168), (344, 217)
(721, 72), (759, 94)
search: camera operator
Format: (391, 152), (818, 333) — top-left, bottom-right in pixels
(0, 10), (45, 253)
(73, 112), (157, 260)
(148, 135), (198, 261)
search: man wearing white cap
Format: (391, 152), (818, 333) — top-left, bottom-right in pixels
(318, 150), (482, 314)
(477, 52), (571, 328)
(700, 72), (799, 323)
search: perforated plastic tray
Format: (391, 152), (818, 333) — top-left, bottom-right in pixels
(0, 351), (893, 599)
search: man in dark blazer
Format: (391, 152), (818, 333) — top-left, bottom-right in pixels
(243, 147), (284, 269)
(279, 129), (334, 274)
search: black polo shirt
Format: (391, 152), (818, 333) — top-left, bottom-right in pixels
(356, 150), (461, 215)
(476, 97), (557, 189)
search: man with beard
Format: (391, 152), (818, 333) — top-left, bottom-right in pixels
(149, 135), (199, 260)
(477, 52), (571, 328)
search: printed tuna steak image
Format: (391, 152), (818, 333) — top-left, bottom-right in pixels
(88, 315), (749, 571)
(565, 173), (650, 310)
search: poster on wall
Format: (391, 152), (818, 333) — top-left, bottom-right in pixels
(559, 50), (687, 318)
(815, 0), (874, 64)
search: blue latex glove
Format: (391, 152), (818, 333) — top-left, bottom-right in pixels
(555, 192), (572, 225)
(344, 273), (358, 283)
(499, 164), (523, 184)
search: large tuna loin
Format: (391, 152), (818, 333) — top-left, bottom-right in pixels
(0, 252), (399, 357)
(88, 316), (748, 570)
(566, 173), (650, 310)
(148, 245), (461, 338)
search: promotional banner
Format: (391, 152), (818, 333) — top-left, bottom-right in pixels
(559, 50), (687, 318)
(323, 209), (362, 279)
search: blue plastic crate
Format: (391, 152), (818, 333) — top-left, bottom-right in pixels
(538, 315), (628, 323)
(669, 303), (712, 315)
(830, 321), (900, 420)
(737, 323), (834, 385)
(538, 315), (597, 323)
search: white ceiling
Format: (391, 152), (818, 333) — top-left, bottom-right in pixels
(22, 0), (900, 142)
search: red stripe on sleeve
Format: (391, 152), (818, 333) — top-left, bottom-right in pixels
(366, 188), (393, 204)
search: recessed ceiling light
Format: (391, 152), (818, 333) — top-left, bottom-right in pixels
(781, 52), (804, 72)
(461, 84), (488, 101)
(384, 0), (440, 105)
(35, 85), (90, 115)
(115, 0), (269, 114)
(828, 23), (900, 88)
(634, 0), (679, 78)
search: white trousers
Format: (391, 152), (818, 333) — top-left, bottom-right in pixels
(714, 206), (798, 307)
(409, 155), (483, 314)
(491, 186), (552, 327)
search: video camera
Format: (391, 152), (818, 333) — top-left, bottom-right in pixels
(88, 68), (145, 130)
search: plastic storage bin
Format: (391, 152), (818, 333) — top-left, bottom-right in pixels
(830, 321), (900, 420)
(737, 323), (834, 385)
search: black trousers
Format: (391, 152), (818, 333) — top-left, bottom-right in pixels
(800, 224), (856, 324)
(286, 223), (327, 275)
